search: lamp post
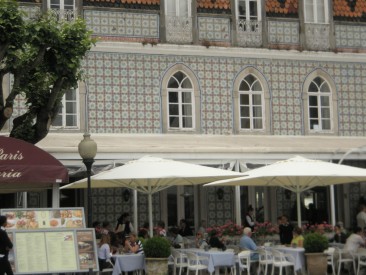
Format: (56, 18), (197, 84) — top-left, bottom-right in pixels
(78, 133), (97, 228)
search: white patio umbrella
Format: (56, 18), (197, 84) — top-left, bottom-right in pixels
(205, 156), (366, 227)
(61, 156), (243, 236)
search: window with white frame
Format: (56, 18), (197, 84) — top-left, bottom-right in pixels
(238, 0), (261, 21)
(48, 0), (75, 10)
(166, 0), (191, 17)
(307, 77), (331, 131)
(239, 74), (264, 130)
(167, 72), (194, 130)
(52, 88), (79, 128)
(304, 0), (328, 23)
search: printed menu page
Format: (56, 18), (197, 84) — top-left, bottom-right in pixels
(15, 232), (48, 273)
(45, 231), (78, 271)
(1, 208), (85, 230)
(76, 230), (98, 270)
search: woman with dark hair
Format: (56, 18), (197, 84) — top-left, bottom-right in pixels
(0, 215), (14, 275)
(115, 212), (134, 236)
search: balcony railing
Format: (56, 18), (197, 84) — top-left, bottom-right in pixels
(50, 8), (77, 21)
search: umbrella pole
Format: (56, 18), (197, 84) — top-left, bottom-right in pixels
(148, 193), (153, 237)
(297, 192), (301, 228)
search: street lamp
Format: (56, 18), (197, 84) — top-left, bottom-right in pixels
(78, 133), (97, 228)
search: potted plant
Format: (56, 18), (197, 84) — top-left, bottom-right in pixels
(303, 233), (329, 275)
(143, 236), (171, 275)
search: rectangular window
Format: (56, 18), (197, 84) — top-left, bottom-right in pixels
(238, 0), (261, 21)
(49, 0), (74, 10)
(166, 0), (191, 17)
(304, 0), (328, 23)
(239, 93), (263, 130)
(52, 89), (79, 128)
(168, 90), (194, 129)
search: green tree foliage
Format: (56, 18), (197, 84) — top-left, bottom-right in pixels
(0, 0), (95, 143)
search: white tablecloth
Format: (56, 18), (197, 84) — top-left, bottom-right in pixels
(112, 254), (145, 275)
(182, 248), (235, 274)
(273, 246), (305, 272)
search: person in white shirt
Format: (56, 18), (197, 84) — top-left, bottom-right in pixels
(356, 204), (366, 230)
(98, 234), (113, 271)
(344, 226), (365, 255)
(170, 228), (184, 248)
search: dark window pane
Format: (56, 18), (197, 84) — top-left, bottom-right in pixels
(53, 115), (62, 126)
(168, 92), (178, 103)
(322, 119), (331, 130)
(253, 118), (263, 129)
(252, 94), (262, 105)
(181, 78), (192, 89)
(309, 107), (318, 118)
(182, 105), (192, 116)
(182, 117), (192, 128)
(66, 115), (77, 126)
(320, 82), (330, 93)
(309, 96), (318, 106)
(252, 80), (262, 91)
(66, 89), (76, 100)
(66, 102), (76, 113)
(320, 96), (330, 106)
(321, 108), (330, 118)
(240, 106), (250, 117)
(168, 78), (179, 88)
(182, 92), (192, 103)
(310, 119), (319, 129)
(239, 81), (250, 91)
(169, 116), (179, 127)
(169, 104), (179, 115)
(244, 74), (256, 85)
(252, 106), (262, 117)
(173, 71), (185, 82)
(241, 118), (250, 129)
(308, 82), (319, 93)
(240, 94), (249, 105)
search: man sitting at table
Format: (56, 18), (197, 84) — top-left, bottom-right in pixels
(124, 232), (144, 254)
(239, 227), (259, 261)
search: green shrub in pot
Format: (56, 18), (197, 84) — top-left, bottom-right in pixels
(303, 233), (329, 253)
(143, 236), (171, 258)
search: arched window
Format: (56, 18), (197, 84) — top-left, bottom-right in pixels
(161, 65), (201, 133)
(233, 67), (270, 134)
(302, 70), (338, 134)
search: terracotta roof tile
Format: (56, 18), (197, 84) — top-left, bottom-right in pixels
(266, 0), (298, 15)
(333, 0), (366, 20)
(197, 0), (231, 10)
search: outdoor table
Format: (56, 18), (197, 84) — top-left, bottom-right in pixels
(112, 253), (145, 275)
(272, 245), (305, 274)
(182, 248), (235, 275)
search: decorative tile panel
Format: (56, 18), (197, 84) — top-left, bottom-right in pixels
(335, 24), (366, 49)
(198, 17), (231, 42)
(84, 10), (159, 38)
(207, 187), (234, 227)
(305, 24), (330, 51)
(165, 16), (193, 44)
(268, 20), (299, 45)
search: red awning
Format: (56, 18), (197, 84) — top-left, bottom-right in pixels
(0, 136), (68, 193)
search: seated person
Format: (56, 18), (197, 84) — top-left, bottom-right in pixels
(239, 227), (259, 261)
(170, 227), (184, 248)
(291, 227), (304, 247)
(344, 226), (365, 255)
(98, 234), (113, 271)
(155, 221), (166, 237)
(330, 224), (347, 244)
(195, 231), (208, 249)
(208, 230), (226, 250)
(123, 232), (144, 254)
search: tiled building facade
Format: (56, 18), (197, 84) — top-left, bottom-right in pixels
(8, 0), (366, 230)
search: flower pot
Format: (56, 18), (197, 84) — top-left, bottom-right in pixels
(305, 253), (328, 275)
(145, 257), (169, 275)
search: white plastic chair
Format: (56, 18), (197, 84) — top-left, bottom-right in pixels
(186, 251), (209, 275)
(270, 249), (295, 275)
(238, 250), (258, 275)
(257, 248), (273, 275)
(335, 247), (356, 275)
(172, 249), (188, 275)
(356, 248), (366, 275)
(324, 247), (336, 275)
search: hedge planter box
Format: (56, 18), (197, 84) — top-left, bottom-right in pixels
(145, 258), (169, 275)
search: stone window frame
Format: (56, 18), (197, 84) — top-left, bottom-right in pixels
(161, 64), (201, 134)
(302, 69), (338, 135)
(233, 66), (270, 135)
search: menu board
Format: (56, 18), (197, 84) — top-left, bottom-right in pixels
(1, 208), (85, 230)
(9, 229), (98, 274)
